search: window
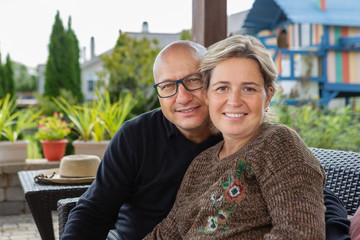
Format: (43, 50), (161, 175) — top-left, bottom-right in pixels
(88, 80), (95, 92)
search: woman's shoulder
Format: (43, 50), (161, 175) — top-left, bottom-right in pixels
(261, 121), (296, 135)
(255, 122), (324, 177)
(258, 122), (304, 147)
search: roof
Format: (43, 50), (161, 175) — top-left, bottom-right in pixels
(227, 10), (250, 35)
(243, 0), (360, 34)
(126, 32), (181, 48)
(81, 30), (181, 69)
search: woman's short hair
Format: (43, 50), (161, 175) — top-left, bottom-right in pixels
(199, 35), (278, 96)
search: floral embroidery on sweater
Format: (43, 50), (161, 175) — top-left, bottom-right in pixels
(198, 160), (251, 233)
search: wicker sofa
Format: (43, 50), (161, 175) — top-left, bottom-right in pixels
(57, 147), (360, 238)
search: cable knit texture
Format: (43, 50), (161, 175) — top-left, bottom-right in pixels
(143, 122), (326, 240)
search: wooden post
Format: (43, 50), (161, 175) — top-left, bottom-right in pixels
(192, 0), (227, 48)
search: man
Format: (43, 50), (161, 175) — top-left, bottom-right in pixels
(62, 40), (350, 240)
(62, 41), (221, 240)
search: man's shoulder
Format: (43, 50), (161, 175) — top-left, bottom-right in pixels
(126, 109), (164, 127)
(119, 108), (173, 137)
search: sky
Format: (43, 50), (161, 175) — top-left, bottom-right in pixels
(0, 0), (254, 68)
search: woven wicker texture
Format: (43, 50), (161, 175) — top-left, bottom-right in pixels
(18, 170), (90, 240)
(57, 196), (116, 239)
(310, 147), (360, 215)
(57, 197), (79, 238)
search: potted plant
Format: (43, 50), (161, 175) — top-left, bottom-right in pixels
(0, 94), (40, 163)
(53, 91), (136, 159)
(35, 112), (72, 161)
(52, 97), (107, 158)
(99, 91), (137, 139)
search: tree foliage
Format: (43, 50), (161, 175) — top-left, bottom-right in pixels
(0, 53), (15, 98)
(180, 30), (191, 40)
(64, 17), (83, 102)
(0, 55), (5, 98)
(100, 31), (161, 113)
(4, 55), (15, 96)
(13, 62), (37, 92)
(45, 11), (66, 97)
(45, 11), (82, 102)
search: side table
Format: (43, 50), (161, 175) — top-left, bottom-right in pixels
(18, 170), (90, 240)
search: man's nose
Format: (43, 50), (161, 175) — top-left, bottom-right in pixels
(176, 83), (193, 104)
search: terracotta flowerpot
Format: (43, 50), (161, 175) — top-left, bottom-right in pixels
(41, 139), (68, 161)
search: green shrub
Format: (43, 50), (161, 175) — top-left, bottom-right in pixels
(272, 104), (360, 152)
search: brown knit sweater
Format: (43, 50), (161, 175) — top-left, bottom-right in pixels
(143, 122), (326, 240)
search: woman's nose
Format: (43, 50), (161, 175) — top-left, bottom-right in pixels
(227, 90), (243, 106)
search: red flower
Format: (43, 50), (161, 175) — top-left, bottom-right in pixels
(224, 179), (246, 203)
(217, 210), (229, 225)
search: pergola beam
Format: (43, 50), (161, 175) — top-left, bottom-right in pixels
(192, 0), (227, 48)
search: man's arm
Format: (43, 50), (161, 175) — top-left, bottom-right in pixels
(324, 188), (351, 240)
(61, 124), (135, 239)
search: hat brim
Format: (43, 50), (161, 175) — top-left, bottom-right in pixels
(34, 168), (95, 184)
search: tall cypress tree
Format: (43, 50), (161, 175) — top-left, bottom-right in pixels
(45, 11), (67, 97)
(65, 17), (83, 102)
(4, 54), (15, 97)
(0, 54), (5, 98)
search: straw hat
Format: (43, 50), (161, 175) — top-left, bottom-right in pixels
(34, 154), (101, 184)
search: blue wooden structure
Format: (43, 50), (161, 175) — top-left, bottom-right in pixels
(243, 0), (360, 106)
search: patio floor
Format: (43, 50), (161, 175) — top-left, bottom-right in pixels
(0, 212), (59, 240)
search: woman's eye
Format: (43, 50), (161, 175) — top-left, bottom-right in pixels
(216, 86), (228, 92)
(243, 87), (256, 93)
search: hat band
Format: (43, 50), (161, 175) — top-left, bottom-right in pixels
(60, 174), (94, 178)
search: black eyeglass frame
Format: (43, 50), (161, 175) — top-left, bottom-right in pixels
(153, 72), (203, 98)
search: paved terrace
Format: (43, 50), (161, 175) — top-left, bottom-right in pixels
(0, 160), (61, 240)
(0, 212), (59, 240)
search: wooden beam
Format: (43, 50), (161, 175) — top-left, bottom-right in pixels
(192, 0), (227, 48)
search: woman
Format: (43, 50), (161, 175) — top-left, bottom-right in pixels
(144, 35), (326, 239)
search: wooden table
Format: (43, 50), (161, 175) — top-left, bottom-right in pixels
(18, 170), (90, 240)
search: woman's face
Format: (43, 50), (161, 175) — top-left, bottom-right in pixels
(205, 57), (272, 142)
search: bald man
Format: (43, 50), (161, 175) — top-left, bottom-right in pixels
(62, 41), (222, 240)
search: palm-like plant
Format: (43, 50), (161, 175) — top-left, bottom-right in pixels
(0, 94), (17, 140)
(53, 90), (136, 142)
(96, 91), (136, 138)
(53, 98), (94, 141)
(91, 109), (106, 142)
(0, 94), (39, 142)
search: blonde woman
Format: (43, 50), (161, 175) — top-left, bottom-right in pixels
(144, 35), (326, 239)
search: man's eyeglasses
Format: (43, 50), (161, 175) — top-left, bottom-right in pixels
(154, 73), (203, 98)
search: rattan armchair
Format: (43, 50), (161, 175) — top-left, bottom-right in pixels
(57, 197), (80, 237)
(57, 147), (360, 238)
(310, 147), (360, 215)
